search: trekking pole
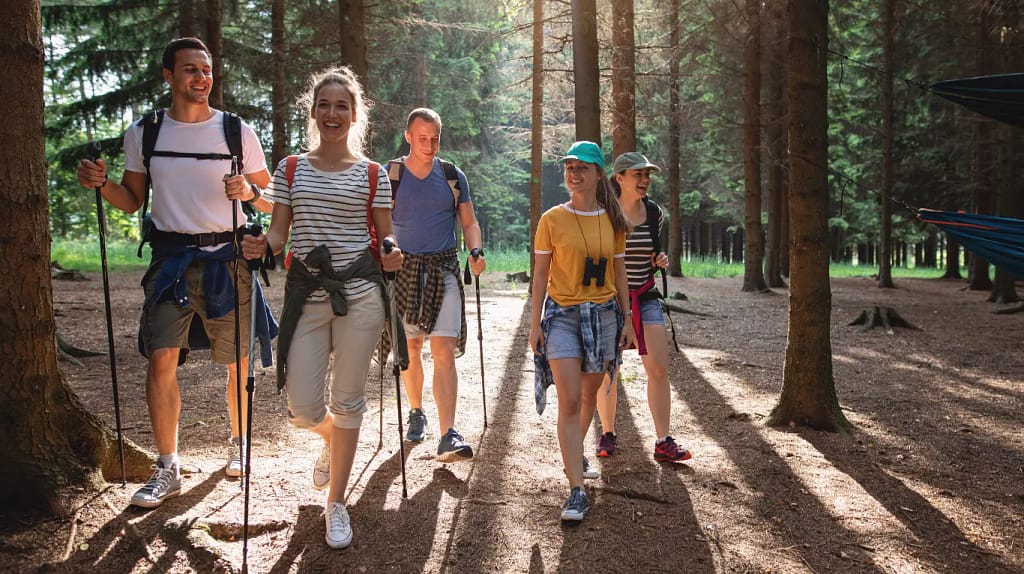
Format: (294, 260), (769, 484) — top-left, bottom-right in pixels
(382, 238), (408, 498)
(378, 337), (384, 449)
(229, 156), (245, 490)
(241, 225), (263, 574)
(90, 143), (127, 486)
(660, 268), (681, 353)
(465, 248), (487, 427)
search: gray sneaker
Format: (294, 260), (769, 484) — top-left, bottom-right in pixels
(130, 462), (181, 508)
(313, 444), (330, 491)
(435, 428), (473, 462)
(560, 486), (591, 521)
(226, 437), (246, 478)
(582, 456), (599, 479)
(406, 408), (427, 442)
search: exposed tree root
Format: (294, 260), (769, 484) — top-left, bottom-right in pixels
(163, 517), (239, 574)
(592, 485), (671, 504)
(57, 333), (106, 357)
(847, 306), (920, 335)
(663, 301), (713, 317)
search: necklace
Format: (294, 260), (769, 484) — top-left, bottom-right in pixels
(570, 202), (603, 259)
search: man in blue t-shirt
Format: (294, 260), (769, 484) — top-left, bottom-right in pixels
(389, 108), (486, 462)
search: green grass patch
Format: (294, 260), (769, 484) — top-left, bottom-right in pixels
(51, 238), (149, 272)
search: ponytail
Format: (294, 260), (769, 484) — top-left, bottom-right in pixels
(597, 168), (631, 236)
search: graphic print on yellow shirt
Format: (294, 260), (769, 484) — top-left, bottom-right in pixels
(534, 204), (626, 307)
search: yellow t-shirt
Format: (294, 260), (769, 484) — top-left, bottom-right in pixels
(534, 204), (626, 306)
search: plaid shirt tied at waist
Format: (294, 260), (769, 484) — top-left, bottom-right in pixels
(533, 297), (623, 415)
(393, 248), (467, 357)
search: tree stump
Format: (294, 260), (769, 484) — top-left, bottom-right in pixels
(848, 306), (920, 335)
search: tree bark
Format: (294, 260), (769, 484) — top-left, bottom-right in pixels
(765, 0), (787, 288)
(969, 2), (994, 291)
(1, 0), (151, 511)
(530, 0), (544, 277)
(205, 0), (224, 110)
(668, 0), (684, 278)
(271, 0), (287, 166)
(768, 0), (849, 433)
(742, 0), (768, 292)
(610, 0), (636, 157)
(179, 0), (196, 38)
(878, 0), (895, 288)
(339, 0), (368, 84)
(572, 0), (601, 142)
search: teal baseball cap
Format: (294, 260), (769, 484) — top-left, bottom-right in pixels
(561, 141), (605, 170)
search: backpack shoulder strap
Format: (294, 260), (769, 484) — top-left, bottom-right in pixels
(438, 158), (461, 211)
(285, 155), (299, 188)
(140, 109), (165, 169)
(386, 156), (406, 206)
(367, 161), (380, 212)
(222, 111), (244, 172)
(643, 197), (663, 255)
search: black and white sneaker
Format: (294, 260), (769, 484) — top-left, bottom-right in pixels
(130, 462), (181, 508)
(560, 486), (591, 521)
(435, 428), (474, 462)
(406, 409), (427, 442)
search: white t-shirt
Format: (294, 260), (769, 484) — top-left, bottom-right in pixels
(124, 110), (267, 236)
(265, 155), (392, 301)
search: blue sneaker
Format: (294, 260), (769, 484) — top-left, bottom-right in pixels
(436, 428), (474, 462)
(406, 409), (427, 442)
(560, 486), (590, 521)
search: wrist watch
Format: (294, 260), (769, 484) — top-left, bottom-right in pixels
(248, 184), (262, 203)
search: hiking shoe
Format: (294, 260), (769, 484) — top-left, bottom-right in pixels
(560, 486), (591, 521)
(436, 428), (474, 462)
(596, 432), (617, 457)
(130, 462), (181, 508)
(406, 408), (427, 442)
(582, 456), (599, 479)
(313, 444), (330, 491)
(324, 502), (353, 549)
(654, 436), (692, 462)
(225, 437), (246, 478)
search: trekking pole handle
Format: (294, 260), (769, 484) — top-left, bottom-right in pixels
(470, 247), (483, 258)
(382, 238), (396, 281)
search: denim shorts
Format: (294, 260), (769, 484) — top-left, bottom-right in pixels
(404, 272), (462, 339)
(544, 305), (618, 366)
(639, 297), (665, 325)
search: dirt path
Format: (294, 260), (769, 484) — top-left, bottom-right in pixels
(2, 271), (1022, 573)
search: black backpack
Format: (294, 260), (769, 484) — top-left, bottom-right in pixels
(642, 197), (664, 255)
(136, 109), (244, 255)
(385, 156), (462, 211)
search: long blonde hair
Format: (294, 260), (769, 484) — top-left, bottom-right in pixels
(297, 66), (372, 157)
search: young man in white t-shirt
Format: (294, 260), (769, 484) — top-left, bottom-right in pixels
(76, 37), (272, 508)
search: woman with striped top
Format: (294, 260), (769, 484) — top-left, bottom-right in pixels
(241, 66), (403, 549)
(593, 152), (692, 464)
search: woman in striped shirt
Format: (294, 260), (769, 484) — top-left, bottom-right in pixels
(593, 152), (692, 464)
(242, 66), (403, 549)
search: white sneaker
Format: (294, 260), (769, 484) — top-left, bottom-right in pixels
(313, 444), (330, 491)
(130, 462), (181, 508)
(582, 456), (599, 480)
(325, 502), (353, 549)
(226, 437), (246, 478)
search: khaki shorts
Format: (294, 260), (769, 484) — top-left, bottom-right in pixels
(140, 257), (252, 365)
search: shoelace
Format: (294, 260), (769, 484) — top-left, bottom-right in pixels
(328, 505), (350, 531)
(141, 467), (174, 494)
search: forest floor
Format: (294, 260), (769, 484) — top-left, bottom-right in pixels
(2, 269), (1023, 573)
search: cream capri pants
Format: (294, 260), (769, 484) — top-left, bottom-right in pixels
(285, 288), (386, 430)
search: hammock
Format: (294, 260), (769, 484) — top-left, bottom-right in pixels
(929, 73), (1024, 128)
(917, 209), (1024, 278)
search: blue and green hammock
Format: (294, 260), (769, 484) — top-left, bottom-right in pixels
(919, 74), (1024, 277)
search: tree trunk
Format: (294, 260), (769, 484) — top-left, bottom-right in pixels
(768, 0), (849, 433)
(1, 0), (150, 512)
(179, 0), (196, 37)
(205, 0), (223, 110)
(270, 0), (287, 166)
(610, 0), (636, 157)
(969, 2), (994, 291)
(339, 0), (368, 84)
(572, 0), (601, 142)
(668, 0), (684, 278)
(878, 0), (895, 288)
(941, 236), (962, 278)
(765, 0), (787, 288)
(742, 0), (768, 292)
(530, 0), (544, 277)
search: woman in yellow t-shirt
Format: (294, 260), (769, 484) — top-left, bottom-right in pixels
(530, 141), (635, 522)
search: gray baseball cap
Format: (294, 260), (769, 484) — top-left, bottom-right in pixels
(611, 152), (661, 175)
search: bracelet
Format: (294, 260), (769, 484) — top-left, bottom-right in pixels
(622, 311), (633, 316)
